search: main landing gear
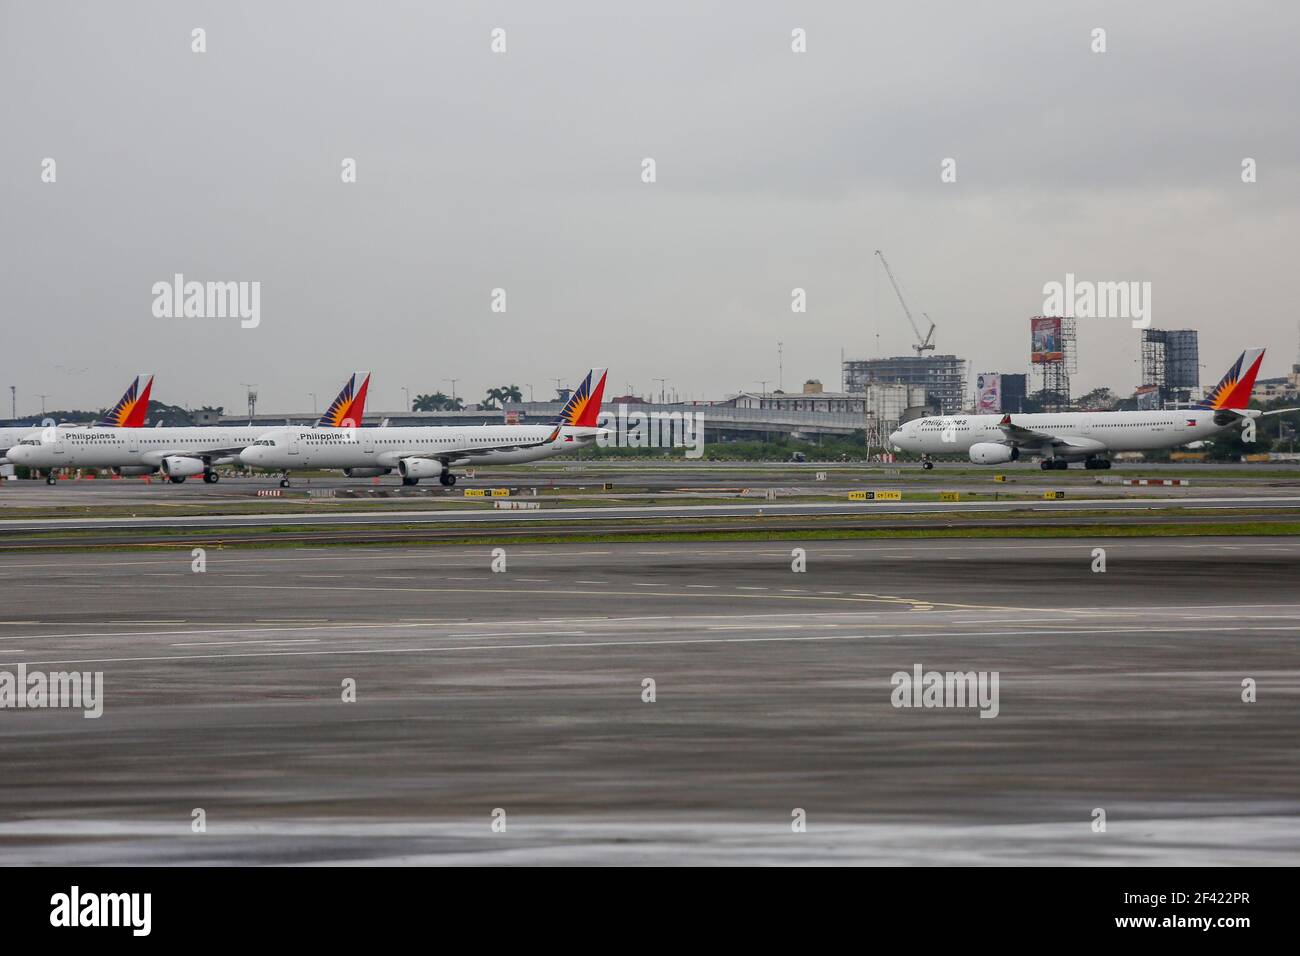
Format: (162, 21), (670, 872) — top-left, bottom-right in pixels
(439, 473), (457, 486)
(1039, 459), (1069, 471)
(401, 476), (419, 487)
(1084, 457), (1112, 470)
(169, 475), (186, 484)
(203, 471), (220, 484)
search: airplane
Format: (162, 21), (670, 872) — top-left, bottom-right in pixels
(8, 372), (369, 484)
(239, 367), (609, 487)
(890, 347), (1295, 469)
(0, 373), (154, 465)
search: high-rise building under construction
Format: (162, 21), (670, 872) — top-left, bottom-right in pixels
(843, 354), (968, 415)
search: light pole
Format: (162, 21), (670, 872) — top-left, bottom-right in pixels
(524, 384), (534, 403)
(444, 379), (458, 402)
(653, 378), (667, 404)
(38, 394), (49, 415)
(401, 387), (409, 412)
(240, 384), (258, 420)
(308, 393), (318, 414)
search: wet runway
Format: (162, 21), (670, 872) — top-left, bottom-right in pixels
(1, 536), (1297, 863)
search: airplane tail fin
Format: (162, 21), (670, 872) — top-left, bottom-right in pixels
(317, 372), (370, 427)
(96, 374), (154, 427)
(548, 368), (608, 427)
(1195, 348), (1265, 410)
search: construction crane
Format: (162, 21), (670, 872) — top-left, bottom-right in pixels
(875, 249), (936, 356)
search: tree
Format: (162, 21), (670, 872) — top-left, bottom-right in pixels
(413, 392), (453, 412)
(481, 385), (523, 409)
(1077, 387), (1119, 411)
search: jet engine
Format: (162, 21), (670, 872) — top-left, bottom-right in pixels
(398, 457), (445, 479)
(160, 456), (206, 477)
(969, 443), (1018, 465)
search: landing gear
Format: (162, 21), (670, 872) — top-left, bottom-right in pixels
(921, 457), (934, 471)
(439, 473), (457, 486)
(169, 475), (186, 484)
(279, 476), (291, 488)
(401, 476), (419, 487)
(1040, 459), (1069, 471)
(203, 471), (219, 484)
(1084, 457), (1112, 470)
(45, 472), (56, 485)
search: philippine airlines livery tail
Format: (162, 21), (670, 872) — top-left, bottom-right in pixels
(549, 368), (608, 428)
(96, 374), (154, 427)
(1195, 348), (1265, 411)
(316, 372), (370, 427)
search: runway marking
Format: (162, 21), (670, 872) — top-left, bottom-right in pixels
(171, 639), (322, 647)
(12, 623), (1300, 668)
(952, 617), (1076, 625)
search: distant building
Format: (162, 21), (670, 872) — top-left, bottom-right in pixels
(1000, 373), (1028, 413)
(1141, 328), (1200, 405)
(843, 354), (967, 415)
(1253, 376), (1298, 403)
(862, 383), (928, 445)
(720, 390), (865, 414)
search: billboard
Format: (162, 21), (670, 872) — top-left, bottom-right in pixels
(976, 373), (1001, 414)
(1135, 384), (1160, 410)
(1031, 316), (1064, 364)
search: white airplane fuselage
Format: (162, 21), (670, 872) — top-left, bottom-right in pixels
(7, 426), (271, 471)
(241, 424), (602, 472)
(891, 408), (1240, 462)
(0, 426), (40, 462)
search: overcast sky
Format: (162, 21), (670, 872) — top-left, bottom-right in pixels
(2, 0), (1298, 415)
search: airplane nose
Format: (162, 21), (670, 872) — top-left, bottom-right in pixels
(239, 448), (262, 466)
(6, 445), (29, 464)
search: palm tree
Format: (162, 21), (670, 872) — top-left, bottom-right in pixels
(482, 387), (507, 409)
(413, 391), (450, 412)
(501, 384), (523, 404)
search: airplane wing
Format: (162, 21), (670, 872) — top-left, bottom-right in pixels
(400, 427), (562, 462)
(146, 445), (253, 465)
(995, 415), (1103, 453)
